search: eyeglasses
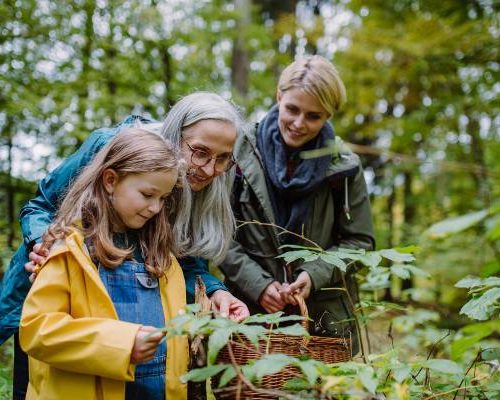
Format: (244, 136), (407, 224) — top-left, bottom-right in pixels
(184, 141), (236, 173)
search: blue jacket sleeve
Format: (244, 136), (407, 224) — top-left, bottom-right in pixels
(20, 130), (114, 245)
(19, 116), (151, 246)
(180, 257), (228, 304)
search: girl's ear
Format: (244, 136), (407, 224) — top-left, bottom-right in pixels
(102, 169), (119, 194)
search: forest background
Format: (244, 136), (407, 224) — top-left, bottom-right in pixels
(0, 0), (498, 398)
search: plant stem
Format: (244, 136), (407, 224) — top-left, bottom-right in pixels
(236, 220), (323, 249)
(341, 272), (368, 364)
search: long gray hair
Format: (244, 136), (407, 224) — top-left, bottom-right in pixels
(145, 92), (244, 264)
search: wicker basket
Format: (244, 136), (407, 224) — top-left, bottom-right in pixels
(214, 295), (351, 399)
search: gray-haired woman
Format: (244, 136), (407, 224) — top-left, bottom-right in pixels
(1, 92), (249, 400)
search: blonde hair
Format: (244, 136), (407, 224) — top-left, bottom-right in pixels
(42, 128), (190, 277)
(145, 92), (244, 264)
(278, 55), (347, 115)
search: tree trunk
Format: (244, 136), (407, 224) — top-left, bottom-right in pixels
(468, 115), (490, 207)
(401, 171), (415, 291)
(5, 118), (15, 250)
(231, 0), (251, 98)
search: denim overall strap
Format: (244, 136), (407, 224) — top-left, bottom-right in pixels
(99, 260), (166, 400)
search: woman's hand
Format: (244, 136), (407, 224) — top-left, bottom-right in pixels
(259, 281), (287, 313)
(131, 325), (165, 364)
(25, 243), (50, 283)
(210, 290), (250, 322)
(280, 271), (312, 304)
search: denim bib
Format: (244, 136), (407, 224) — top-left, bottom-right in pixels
(99, 260), (166, 400)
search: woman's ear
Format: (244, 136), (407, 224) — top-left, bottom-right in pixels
(276, 90), (282, 104)
(102, 169), (119, 195)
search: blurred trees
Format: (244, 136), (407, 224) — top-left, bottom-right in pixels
(1, 0), (498, 300)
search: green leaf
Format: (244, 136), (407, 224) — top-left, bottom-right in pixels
(207, 328), (233, 365)
(459, 287), (500, 320)
(181, 364), (227, 383)
(393, 365), (411, 383)
(379, 249), (415, 263)
(481, 260), (500, 277)
(277, 250), (319, 264)
(243, 312), (284, 324)
(336, 247), (366, 255)
(273, 324), (309, 336)
(235, 324), (268, 346)
(486, 219), (500, 241)
(455, 276), (484, 288)
(188, 315), (212, 336)
(420, 359), (463, 375)
(481, 347), (500, 361)
(279, 244), (322, 251)
(424, 209), (489, 239)
(451, 331), (491, 359)
(391, 264), (411, 279)
(404, 265), (430, 278)
(243, 312), (304, 325)
(297, 359), (320, 385)
(394, 245), (420, 254)
(390, 264), (430, 279)
(461, 319), (500, 334)
(358, 366), (378, 393)
(455, 275), (500, 289)
(217, 365), (237, 388)
(360, 268), (391, 290)
(319, 253), (347, 272)
(356, 252), (382, 269)
(241, 354), (296, 382)
(252, 354), (296, 380)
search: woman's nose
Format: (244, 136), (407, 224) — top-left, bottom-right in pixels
(292, 114), (305, 129)
(200, 158), (219, 177)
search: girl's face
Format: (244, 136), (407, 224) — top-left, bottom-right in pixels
(103, 169), (178, 231)
(181, 119), (237, 192)
(277, 88), (330, 149)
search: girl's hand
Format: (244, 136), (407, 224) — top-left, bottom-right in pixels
(131, 326), (165, 364)
(280, 271), (312, 304)
(210, 290), (250, 322)
(26, 243), (50, 283)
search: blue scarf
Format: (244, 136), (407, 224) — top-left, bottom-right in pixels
(256, 104), (334, 235)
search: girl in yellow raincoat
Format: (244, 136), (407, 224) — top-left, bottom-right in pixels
(20, 128), (190, 400)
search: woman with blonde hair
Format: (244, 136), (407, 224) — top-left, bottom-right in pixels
(220, 55), (375, 355)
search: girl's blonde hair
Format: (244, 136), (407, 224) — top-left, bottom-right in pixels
(278, 55), (347, 115)
(42, 128), (190, 277)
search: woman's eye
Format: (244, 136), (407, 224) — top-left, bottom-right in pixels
(308, 114), (321, 120)
(142, 193), (152, 198)
(195, 149), (210, 158)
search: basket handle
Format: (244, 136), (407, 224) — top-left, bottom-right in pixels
(292, 294), (309, 332)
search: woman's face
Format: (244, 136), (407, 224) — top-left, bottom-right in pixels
(277, 88), (330, 149)
(181, 119), (237, 192)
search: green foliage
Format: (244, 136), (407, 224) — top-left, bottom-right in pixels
(0, 338), (13, 400)
(456, 276), (500, 320)
(424, 208), (493, 239)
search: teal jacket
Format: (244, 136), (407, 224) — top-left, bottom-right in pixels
(220, 127), (375, 354)
(0, 115), (226, 344)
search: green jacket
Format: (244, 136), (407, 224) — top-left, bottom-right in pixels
(220, 127), (375, 354)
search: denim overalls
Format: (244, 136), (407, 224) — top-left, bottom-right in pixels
(98, 235), (166, 400)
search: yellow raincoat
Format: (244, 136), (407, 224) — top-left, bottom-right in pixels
(20, 230), (188, 400)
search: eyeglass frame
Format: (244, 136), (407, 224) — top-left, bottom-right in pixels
(183, 141), (236, 172)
